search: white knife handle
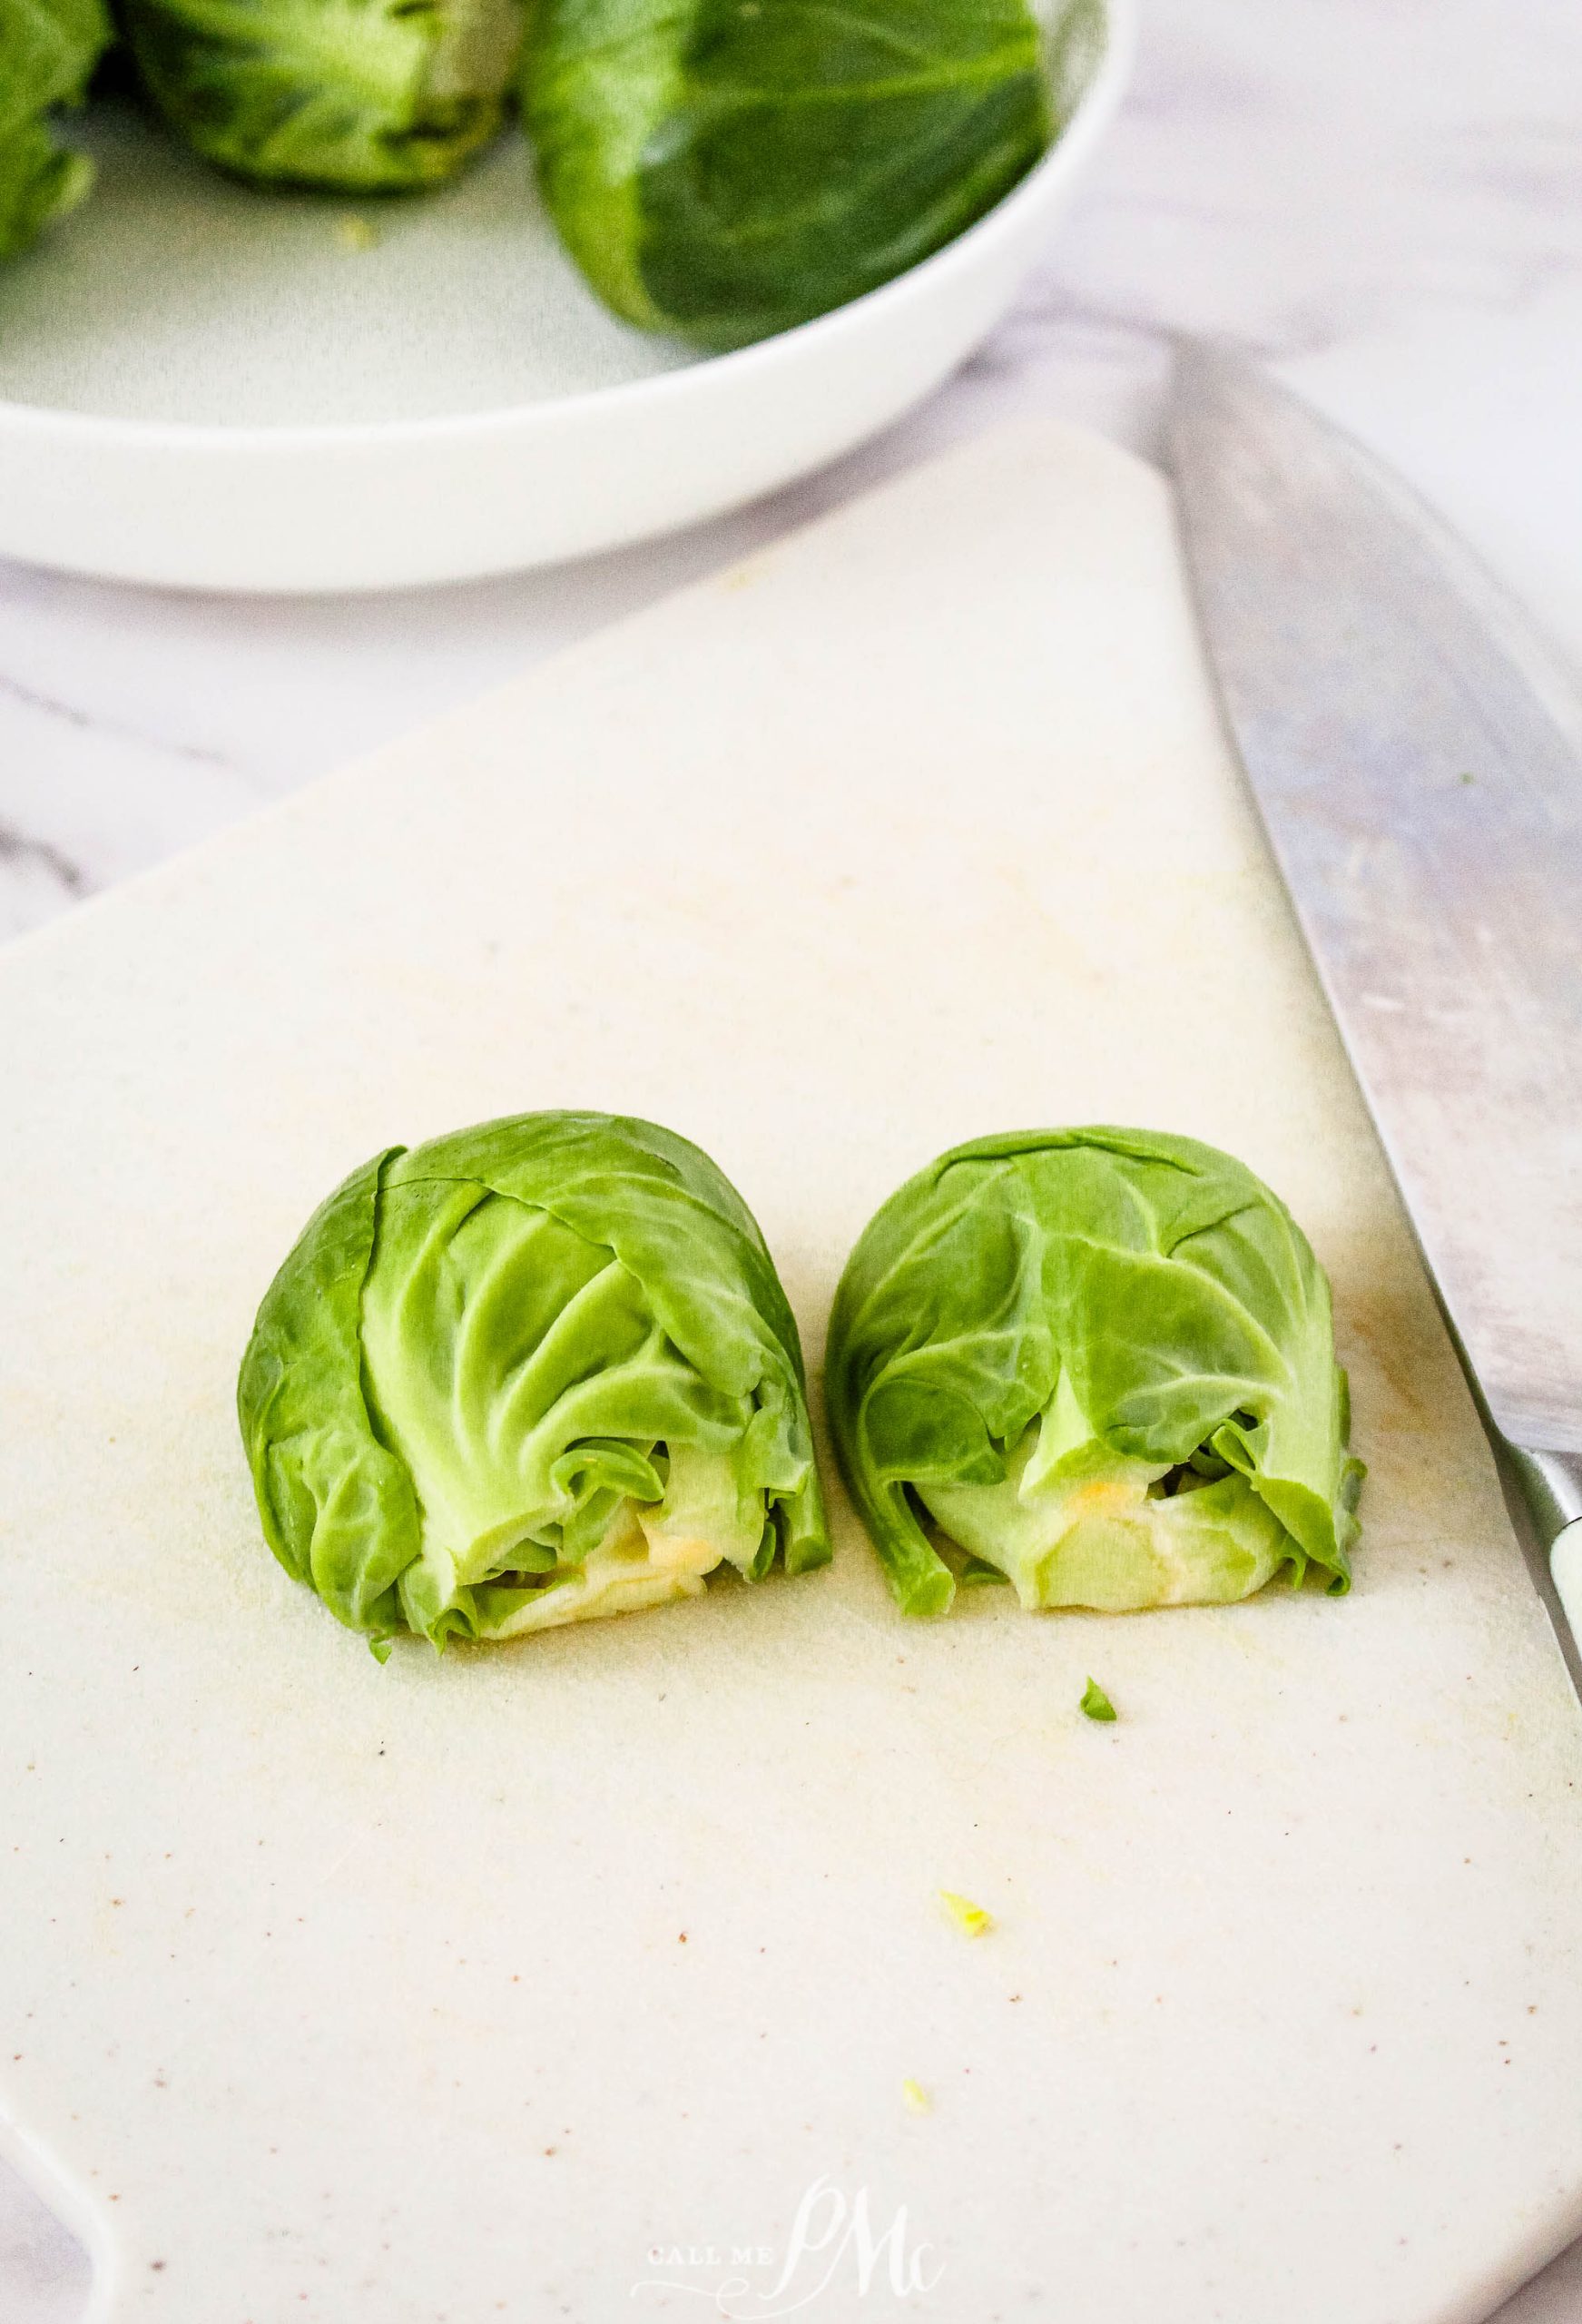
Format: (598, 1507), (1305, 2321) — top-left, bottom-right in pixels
(1553, 1521), (1582, 1648)
(1509, 1448), (1582, 1649)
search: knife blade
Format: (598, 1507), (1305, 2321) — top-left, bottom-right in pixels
(1169, 343), (1582, 1669)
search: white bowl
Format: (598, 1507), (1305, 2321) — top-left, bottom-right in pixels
(0, 0), (1133, 593)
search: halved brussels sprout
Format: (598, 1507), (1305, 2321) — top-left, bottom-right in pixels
(0, 0), (109, 260)
(523, 0), (1069, 350)
(121, 0), (526, 192)
(826, 1128), (1362, 1617)
(239, 1111), (830, 1650)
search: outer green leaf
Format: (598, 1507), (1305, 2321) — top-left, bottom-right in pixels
(0, 0), (109, 260)
(236, 1147), (419, 1640)
(121, 0), (526, 192)
(238, 1111), (830, 1649)
(523, 0), (1064, 350)
(826, 1128), (1363, 1618)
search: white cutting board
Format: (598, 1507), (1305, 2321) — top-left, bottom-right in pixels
(4, 422), (1582, 2324)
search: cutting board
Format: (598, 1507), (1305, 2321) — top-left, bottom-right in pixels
(5, 422), (1582, 2324)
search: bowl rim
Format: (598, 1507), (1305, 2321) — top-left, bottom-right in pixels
(0, 0), (1135, 452)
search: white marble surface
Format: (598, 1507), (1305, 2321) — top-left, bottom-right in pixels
(4, 0), (1581, 2313)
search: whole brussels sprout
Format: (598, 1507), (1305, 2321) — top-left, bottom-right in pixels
(0, 0), (109, 260)
(827, 1128), (1363, 1617)
(239, 1112), (830, 1651)
(523, 0), (1060, 349)
(121, 0), (526, 192)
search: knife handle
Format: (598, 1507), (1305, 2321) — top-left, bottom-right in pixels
(1508, 1447), (1582, 1650)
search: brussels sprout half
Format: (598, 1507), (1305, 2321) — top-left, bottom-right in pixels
(0, 0), (110, 260)
(239, 1112), (830, 1650)
(523, 0), (1062, 350)
(121, 0), (526, 192)
(827, 1128), (1363, 1618)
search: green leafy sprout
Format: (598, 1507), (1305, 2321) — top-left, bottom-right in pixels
(826, 1128), (1363, 1619)
(523, 0), (1092, 350)
(120, 0), (527, 192)
(9, 0), (1104, 355)
(238, 1111), (830, 1650)
(0, 0), (110, 260)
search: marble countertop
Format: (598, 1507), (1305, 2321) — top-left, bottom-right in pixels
(5, 0), (1581, 2314)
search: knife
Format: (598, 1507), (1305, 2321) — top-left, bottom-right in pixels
(1169, 343), (1582, 1682)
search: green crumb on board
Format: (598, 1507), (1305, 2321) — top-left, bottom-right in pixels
(337, 215), (379, 252)
(938, 1890), (994, 1937)
(1080, 1677), (1117, 1721)
(902, 2078), (930, 2113)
